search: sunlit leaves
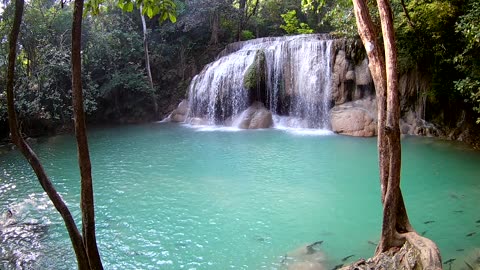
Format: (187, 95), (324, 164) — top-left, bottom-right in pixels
(115, 0), (176, 23)
(301, 0), (325, 14)
(85, 0), (177, 23)
(280, 10), (313, 34)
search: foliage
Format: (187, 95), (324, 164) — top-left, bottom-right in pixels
(85, 0), (176, 23)
(280, 10), (313, 34)
(320, 0), (379, 38)
(241, 30), (255, 40)
(395, 0), (458, 72)
(454, 0), (480, 122)
(320, 0), (356, 37)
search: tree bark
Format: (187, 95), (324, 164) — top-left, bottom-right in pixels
(6, 0), (90, 269)
(71, 0), (104, 269)
(375, 0), (409, 253)
(236, 0), (246, 41)
(351, 0), (412, 254)
(351, 0), (389, 203)
(209, 9), (219, 45)
(139, 5), (158, 116)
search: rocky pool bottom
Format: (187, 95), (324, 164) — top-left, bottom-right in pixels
(0, 123), (479, 269)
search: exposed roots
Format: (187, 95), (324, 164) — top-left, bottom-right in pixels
(340, 232), (442, 270)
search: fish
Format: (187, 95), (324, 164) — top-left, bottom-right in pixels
(464, 261), (474, 270)
(443, 258), (456, 264)
(476, 219), (480, 223)
(456, 249), (464, 252)
(424, 220), (435, 224)
(466, 232), (476, 237)
(306, 240), (323, 254)
(368, 240), (377, 246)
(342, 255), (355, 262)
(421, 230), (428, 236)
(331, 264), (344, 270)
(453, 210), (464, 213)
(280, 254), (287, 264)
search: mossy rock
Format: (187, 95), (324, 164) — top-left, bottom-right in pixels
(244, 50), (266, 90)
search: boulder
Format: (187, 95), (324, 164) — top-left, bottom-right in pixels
(233, 102), (273, 129)
(169, 99), (189, 122)
(330, 97), (377, 137)
(189, 117), (208, 126)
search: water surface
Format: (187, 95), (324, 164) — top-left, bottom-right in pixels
(0, 123), (479, 269)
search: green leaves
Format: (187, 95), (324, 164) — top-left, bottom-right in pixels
(85, 0), (177, 23)
(454, 0), (480, 123)
(280, 10), (313, 35)
(115, 0), (177, 23)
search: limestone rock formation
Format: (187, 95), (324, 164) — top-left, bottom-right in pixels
(169, 99), (189, 122)
(234, 102), (273, 129)
(243, 50), (267, 105)
(330, 97), (377, 137)
(400, 111), (442, 137)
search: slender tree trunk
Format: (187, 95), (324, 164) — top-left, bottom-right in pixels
(375, 0), (410, 253)
(71, 0), (104, 269)
(352, 0), (412, 254)
(351, 0), (389, 203)
(236, 0), (246, 41)
(140, 5), (153, 89)
(6, 0), (90, 269)
(209, 10), (219, 45)
(400, 0), (415, 28)
(139, 5), (158, 116)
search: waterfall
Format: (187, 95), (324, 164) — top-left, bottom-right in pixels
(186, 34), (334, 129)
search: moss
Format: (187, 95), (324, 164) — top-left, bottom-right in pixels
(243, 50), (266, 91)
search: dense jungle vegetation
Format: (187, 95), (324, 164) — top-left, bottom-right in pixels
(0, 0), (479, 139)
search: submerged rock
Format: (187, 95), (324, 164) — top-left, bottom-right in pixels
(189, 117), (209, 126)
(233, 102), (273, 129)
(330, 97), (377, 137)
(282, 242), (327, 270)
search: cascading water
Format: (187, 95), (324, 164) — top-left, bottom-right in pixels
(186, 34), (334, 129)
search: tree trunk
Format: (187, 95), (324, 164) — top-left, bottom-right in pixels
(236, 0), (246, 41)
(71, 0), (104, 269)
(351, 0), (412, 253)
(375, 0), (409, 253)
(6, 0), (90, 269)
(352, 2), (440, 267)
(139, 4), (158, 116)
(351, 0), (389, 204)
(209, 9), (219, 45)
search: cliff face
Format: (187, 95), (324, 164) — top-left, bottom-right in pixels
(329, 39), (480, 148)
(167, 35), (479, 147)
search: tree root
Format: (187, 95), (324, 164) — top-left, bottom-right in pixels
(340, 232), (442, 270)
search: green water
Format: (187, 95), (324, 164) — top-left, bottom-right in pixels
(0, 123), (479, 269)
